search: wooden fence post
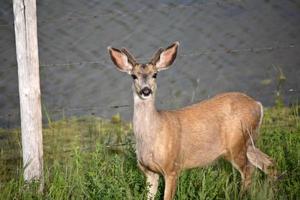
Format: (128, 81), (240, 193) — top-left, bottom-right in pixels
(13, 0), (43, 183)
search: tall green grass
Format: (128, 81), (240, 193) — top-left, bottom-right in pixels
(0, 106), (299, 199)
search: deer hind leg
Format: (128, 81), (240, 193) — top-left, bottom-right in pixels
(233, 158), (254, 191)
(225, 146), (254, 191)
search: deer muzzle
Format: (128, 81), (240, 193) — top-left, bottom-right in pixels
(140, 87), (152, 97)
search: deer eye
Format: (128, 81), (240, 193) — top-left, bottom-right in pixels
(152, 73), (157, 78)
(131, 74), (138, 80)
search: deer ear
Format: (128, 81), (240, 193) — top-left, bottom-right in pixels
(151, 41), (179, 71)
(108, 47), (134, 73)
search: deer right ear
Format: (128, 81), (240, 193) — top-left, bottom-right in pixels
(108, 47), (134, 73)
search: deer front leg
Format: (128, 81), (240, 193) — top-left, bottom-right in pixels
(146, 171), (159, 200)
(163, 173), (178, 200)
(138, 163), (159, 200)
(145, 171), (159, 200)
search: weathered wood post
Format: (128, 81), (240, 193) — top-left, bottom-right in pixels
(13, 0), (43, 183)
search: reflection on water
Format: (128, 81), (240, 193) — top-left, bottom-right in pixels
(0, 0), (299, 127)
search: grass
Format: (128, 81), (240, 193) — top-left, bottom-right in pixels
(0, 106), (299, 199)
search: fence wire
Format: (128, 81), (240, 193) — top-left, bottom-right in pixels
(0, 42), (297, 71)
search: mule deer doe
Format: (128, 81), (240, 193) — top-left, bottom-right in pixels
(108, 42), (276, 200)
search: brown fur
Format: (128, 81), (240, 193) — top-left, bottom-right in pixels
(108, 42), (276, 200)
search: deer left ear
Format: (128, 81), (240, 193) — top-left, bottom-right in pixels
(151, 41), (179, 71)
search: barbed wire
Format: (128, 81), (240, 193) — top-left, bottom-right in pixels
(48, 104), (130, 113)
(0, 103), (131, 128)
(1, 115), (298, 130)
(180, 43), (296, 57)
(40, 60), (108, 68)
(0, 0), (231, 27)
(0, 103), (131, 119)
(11, 87), (300, 104)
(0, 88), (299, 119)
(39, 42), (297, 67)
(0, 42), (297, 71)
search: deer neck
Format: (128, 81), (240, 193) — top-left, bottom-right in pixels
(132, 89), (163, 167)
(133, 91), (160, 138)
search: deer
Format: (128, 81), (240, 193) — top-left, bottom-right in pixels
(108, 41), (276, 200)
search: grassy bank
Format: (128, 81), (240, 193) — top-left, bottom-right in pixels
(0, 106), (299, 199)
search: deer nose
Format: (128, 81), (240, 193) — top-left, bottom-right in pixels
(140, 87), (152, 96)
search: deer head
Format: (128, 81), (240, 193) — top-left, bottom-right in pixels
(108, 42), (179, 100)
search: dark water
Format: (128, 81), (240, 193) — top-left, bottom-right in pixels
(0, 0), (300, 127)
